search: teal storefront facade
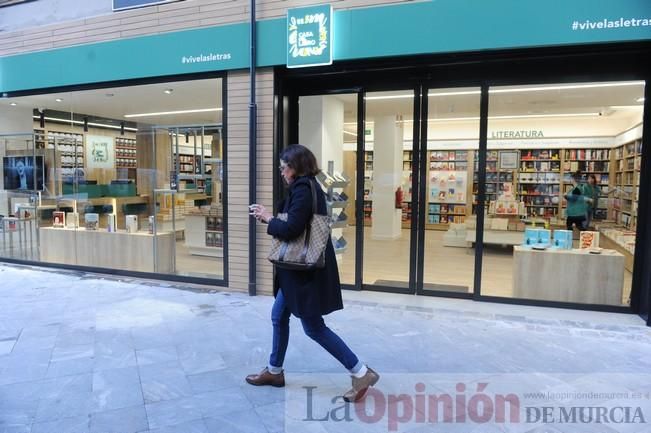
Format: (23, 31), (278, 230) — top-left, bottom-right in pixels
(1, 0), (651, 323)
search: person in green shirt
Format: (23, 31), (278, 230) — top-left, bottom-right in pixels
(565, 171), (592, 231)
(583, 174), (600, 229)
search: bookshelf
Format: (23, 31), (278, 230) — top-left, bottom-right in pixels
(472, 150), (519, 217)
(612, 139), (642, 230)
(363, 150), (373, 225)
(401, 150), (413, 228)
(115, 137), (137, 169)
(517, 149), (561, 218)
(427, 150), (469, 228)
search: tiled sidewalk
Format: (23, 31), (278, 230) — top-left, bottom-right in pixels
(0, 264), (650, 433)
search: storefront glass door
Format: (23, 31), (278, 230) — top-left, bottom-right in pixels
(361, 89), (417, 293)
(417, 86), (481, 296)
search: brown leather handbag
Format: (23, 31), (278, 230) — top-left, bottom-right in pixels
(268, 180), (332, 270)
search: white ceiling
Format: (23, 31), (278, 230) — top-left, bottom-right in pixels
(1, 79), (645, 132)
(338, 81), (645, 124)
(2, 78), (223, 126)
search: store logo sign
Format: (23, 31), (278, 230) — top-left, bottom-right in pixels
(287, 5), (332, 68)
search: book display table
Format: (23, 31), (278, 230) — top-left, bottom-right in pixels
(465, 229), (523, 247)
(39, 227), (174, 273)
(512, 246), (624, 306)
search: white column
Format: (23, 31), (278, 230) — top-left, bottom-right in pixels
(298, 95), (344, 173)
(372, 115), (402, 240)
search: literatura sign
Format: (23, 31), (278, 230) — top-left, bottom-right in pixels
(491, 130), (545, 139)
(113, 0), (183, 11)
(287, 5), (332, 68)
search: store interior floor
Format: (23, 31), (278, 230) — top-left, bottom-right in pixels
(174, 241), (224, 280)
(337, 226), (632, 305)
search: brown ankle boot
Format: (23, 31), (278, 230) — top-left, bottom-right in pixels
(343, 367), (380, 403)
(245, 367), (285, 387)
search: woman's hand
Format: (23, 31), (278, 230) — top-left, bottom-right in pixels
(250, 204), (273, 224)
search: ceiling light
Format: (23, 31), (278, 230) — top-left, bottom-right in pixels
(55, 98), (63, 102)
(124, 108), (222, 118)
(343, 130), (357, 137)
(489, 112), (600, 120)
(164, 89), (173, 94)
(637, 97), (645, 102)
(365, 94), (414, 101)
(32, 115), (138, 132)
(400, 112), (601, 122)
(9, 102), (17, 106)
(490, 81), (645, 94)
(429, 90), (481, 97)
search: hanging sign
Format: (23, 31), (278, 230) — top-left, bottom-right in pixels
(287, 5), (333, 68)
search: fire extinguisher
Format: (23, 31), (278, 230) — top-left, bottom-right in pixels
(395, 187), (404, 209)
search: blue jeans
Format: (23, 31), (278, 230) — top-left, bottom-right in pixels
(269, 289), (359, 370)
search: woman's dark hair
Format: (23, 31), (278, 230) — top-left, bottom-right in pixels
(280, 144), (321, 176)
(588, 174), (598, 183)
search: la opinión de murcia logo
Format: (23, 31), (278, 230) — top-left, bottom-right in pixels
(299, 382), (648, 432)
(288, 13), (328, 58)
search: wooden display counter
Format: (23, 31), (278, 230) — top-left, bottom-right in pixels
(39, 227), (174, 273)
(81, 196), (150, 230)
(184, 214), (223, 257)
(513, 246), (624, 306)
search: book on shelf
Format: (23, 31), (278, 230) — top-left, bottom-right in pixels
(53, 211), (65, 228)
(66, 212), (79, 229)
(84, 213), (99, 231)
(579, 231), (600, 249)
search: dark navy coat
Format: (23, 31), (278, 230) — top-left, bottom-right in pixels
(267, 175), (343, 318)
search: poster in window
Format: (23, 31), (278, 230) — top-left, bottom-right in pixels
(86, 135), (115, 169)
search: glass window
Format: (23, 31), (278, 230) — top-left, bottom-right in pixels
(0, 77), (226, 281)
(482, 80), (645, 306)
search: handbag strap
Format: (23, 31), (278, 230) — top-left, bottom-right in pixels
(298, 179), (318, 263)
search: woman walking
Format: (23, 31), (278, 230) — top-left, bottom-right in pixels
(247, 144), (379, 403)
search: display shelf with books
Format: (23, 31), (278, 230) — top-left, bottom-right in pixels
(34, 129), (46, 149)
(115, 137), (137, 169)
(516, 149), (561, 218)
(44, 130), (85, 175)
(472, 150), (517, 216)
(612, 139), (642, 230)
(174, 153), (196, 174)
(401, 150), (414, 228)
(472, 151), (498, 207)
(318, 161), (350, 255)
(428, 150), (468, 228)
(363, 150), (373, 226)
